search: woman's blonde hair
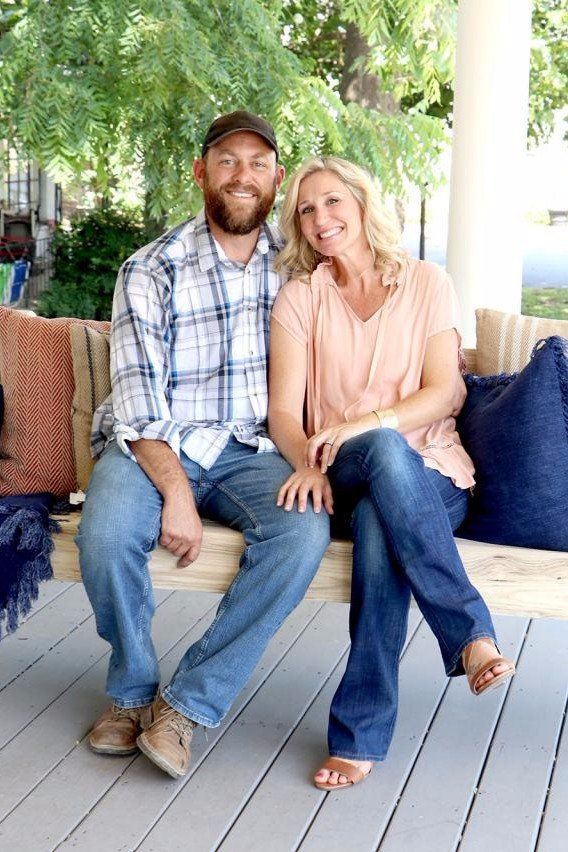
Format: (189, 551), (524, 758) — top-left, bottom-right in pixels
(275, 156), (406, 277)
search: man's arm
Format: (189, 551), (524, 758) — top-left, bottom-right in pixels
(109, 260), (202, 566)
(131, 438), (202, 568)
(110, 260), (184, 460)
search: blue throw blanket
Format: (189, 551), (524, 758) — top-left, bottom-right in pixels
(0, 494), (60, 639)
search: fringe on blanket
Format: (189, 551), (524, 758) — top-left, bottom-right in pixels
(0, 496), (61, 639)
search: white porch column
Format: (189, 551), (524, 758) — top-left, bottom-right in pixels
(446, 0), (533, 346)
(39, 169), (57, 226)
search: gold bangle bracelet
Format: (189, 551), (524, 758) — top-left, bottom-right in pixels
(372, 407), (399, 430)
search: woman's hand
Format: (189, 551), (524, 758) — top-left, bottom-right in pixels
(306, 418), (375, 474)
(277, 467), (334, 514)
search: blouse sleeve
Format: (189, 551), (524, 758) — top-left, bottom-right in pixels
(271, 278), (312, 346)
(427, 267), (463, 342)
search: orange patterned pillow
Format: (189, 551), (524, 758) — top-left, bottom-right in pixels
(0, 308), (110, 497)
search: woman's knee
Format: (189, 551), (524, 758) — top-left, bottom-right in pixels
(356, 429), (419, 484)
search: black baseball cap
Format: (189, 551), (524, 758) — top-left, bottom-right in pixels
(201, 110), (279, 160)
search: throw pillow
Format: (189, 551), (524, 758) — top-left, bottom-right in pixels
(457, 335), (568, 551)
(69, 324), (111, 492)
(476, 308), (568, 375)
(0, 308), (110, 497)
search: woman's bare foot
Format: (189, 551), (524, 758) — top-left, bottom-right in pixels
(314, 757), (373, 788)
(463, 638), (515, 694)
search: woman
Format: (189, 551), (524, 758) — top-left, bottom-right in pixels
(268, 156), (515, 791)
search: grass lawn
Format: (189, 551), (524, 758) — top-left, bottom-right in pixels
(522, 287), (568, 320)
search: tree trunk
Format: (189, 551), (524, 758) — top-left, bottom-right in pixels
(339, 22), (404, 229)
(143, 191), (167, 239)
(339, 23), (399, 115)
(420, 195), (426, 259)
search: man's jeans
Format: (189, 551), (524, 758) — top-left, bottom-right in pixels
(77, 438), (330, 727)
(327, 430), (496, 761)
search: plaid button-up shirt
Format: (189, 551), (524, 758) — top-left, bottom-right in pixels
(91, 209), (286, 469)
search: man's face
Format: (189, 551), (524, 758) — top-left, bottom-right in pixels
(193, 131), (285, 235)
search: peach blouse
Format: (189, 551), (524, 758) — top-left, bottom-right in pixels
(271, 257), (475, 489)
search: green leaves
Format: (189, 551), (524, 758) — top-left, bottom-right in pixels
(1, 0), (459, 220)
(37, 208), (147, 320)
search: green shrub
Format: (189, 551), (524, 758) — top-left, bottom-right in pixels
(37, 208), (148, 320)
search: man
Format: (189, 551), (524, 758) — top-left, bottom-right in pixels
(78, 111), (330, 779)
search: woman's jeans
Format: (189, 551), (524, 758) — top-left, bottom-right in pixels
(327, 429), (496, 761)
(77, 438), (329, 727)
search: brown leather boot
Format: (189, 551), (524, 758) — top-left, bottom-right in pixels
(89, 703), (153, 755)
(137, 696), (196, 779)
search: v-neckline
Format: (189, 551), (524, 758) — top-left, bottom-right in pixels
(333, 282), (391, 325)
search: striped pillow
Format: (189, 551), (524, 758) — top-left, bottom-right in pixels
(69, 325), (111, 492)
(475, 309), (568, 375)
(0, 308), (110, 497)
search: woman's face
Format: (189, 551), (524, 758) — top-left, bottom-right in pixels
(296, 170), (366, 258)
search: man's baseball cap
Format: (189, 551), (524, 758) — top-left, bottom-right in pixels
(201, 110), (279, 160)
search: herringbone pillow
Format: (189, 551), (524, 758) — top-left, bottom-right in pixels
(69, 324), (111, 492)
(475, 308), (568, 375)
(0, 308), (110, 497)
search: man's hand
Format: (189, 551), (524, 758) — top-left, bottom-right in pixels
(130, 438), (203, 569)
(276, 467), (334, 514)
(160, 493), (203, 568)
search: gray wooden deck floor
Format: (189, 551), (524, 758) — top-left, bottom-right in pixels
(1, 581), (567, 852)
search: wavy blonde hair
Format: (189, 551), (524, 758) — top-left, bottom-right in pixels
(275, 156), (406, 277)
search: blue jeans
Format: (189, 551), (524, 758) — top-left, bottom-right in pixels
(77, 438), (330, 727)
(327, 430), (496, 761)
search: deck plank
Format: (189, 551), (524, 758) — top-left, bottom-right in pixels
(0, 591), (219, 825)
(537, 687), (568, 851)
(3, 585), (568, 852)
(459, 618), (568, 852)
(379, 615), (528, 852)
(297, 620), (451, 852)
(0, 583), (94, 692)
(218, 609), (423, 852)
(25, 600), (323, 851)
(134, 603), (350, 852)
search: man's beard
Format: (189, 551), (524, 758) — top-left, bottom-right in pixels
(203, 174), (277, 235)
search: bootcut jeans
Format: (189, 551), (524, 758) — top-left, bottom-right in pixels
(327, 429), (496, 761)
(77, 438), (330, 727)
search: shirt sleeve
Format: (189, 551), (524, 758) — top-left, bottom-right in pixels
(110, 258), (182, 461)
(427, 267), (463, 343)
(271, 278), (312, 346)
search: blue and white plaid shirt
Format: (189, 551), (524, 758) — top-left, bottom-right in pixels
(91, 209), (286, 469)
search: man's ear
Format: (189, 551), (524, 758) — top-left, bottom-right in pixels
(193, 158), (206, 190)
(275, 164), (285, 192)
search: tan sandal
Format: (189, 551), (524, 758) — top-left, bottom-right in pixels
(463, 638), (516, 695)
(313, 757), (372, 791)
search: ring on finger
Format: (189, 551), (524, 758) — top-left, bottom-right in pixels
(324, 440), (334, 446)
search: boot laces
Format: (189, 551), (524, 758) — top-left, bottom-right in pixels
(111, 705), (143, 723)
(167, 710), (196, 740)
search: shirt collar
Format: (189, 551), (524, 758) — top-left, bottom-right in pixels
(311, 255), (408, 288)
(193, 208), (282, 273)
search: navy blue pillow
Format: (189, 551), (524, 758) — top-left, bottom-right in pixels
(457, 335), (568, 551)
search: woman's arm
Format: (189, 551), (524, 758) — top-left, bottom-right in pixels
(268, 319), (333, 514)
(268, 319), (310, 471)
(307, 328), (465, 472)
(393, 327), (467, 431)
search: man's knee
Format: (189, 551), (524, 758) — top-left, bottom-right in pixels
(278, 503), (330, 552)
(77, 445), (162, 581)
